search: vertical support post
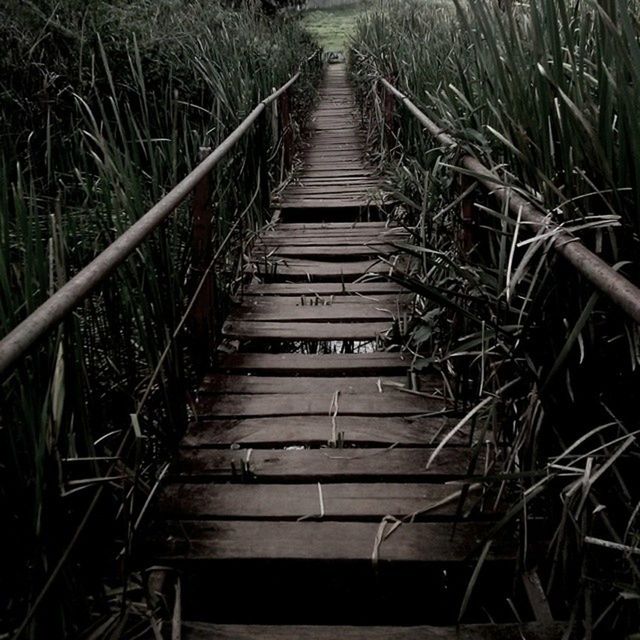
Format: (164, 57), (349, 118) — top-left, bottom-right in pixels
(454, 174), (478, 408)
(190, 146), (215, 377)
(460, 174), (477, 255)
(383, 76), (396, 149)
(255, 110), (271, 211)
(280, 89), (293, 172)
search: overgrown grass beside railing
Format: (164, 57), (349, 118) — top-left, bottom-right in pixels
(0, 1), (320, 637)
(351, 0), (640, 635)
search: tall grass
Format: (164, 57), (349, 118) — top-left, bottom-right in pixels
(351, 0), (640, 635)
(0, 1), (319, 636)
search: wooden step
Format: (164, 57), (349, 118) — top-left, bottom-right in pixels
(251, 257), (407, 281)
(222, 320), (394, 341)
(182, 622), (566, 640)
(181, 416), (470, 449)
(226, 300), (407, 323)
(158, 482), (482, 520)
(199, 374), (421, 395)
(171, 448), (477, 482)
(241, 282), (406, 296)
(194, 392), (444, 418)
(151, 520), (514, 563)
(215, 352), (413, 375)
(182, 415), (467, 449)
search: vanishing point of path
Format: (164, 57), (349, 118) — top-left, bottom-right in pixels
(148, 63), (564, 640)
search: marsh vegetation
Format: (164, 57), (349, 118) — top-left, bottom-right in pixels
(351, 0), (640, 635)
(0, 1), (318, 636)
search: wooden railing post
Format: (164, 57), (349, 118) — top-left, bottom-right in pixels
(190, 146), (216, 376)
(280, 89), (293, 172)
(460, 174), (477, 255)
(383, 75), (396, 149)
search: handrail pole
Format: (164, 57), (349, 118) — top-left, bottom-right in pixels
(379, 77), (640, 325)
(0, 71), (303, 379)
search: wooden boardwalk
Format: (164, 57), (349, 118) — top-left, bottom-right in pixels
(149, 64), (561, 639)
(273, 63), (387, 215)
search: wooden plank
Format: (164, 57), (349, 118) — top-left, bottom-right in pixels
(252, 244), (396, 258)
(239, 294), (411, 306)
(263, 222), (390, 229)
(151, 521), (515, 563)
(242, 282), (406, 296)
(182, 416), (463, 448)
(259, 228), (406, 238)
(234, 295), (409, 308)
(222, 320), (393, 341)
(251, 258), (402, 280)
(226, 301), (404, 323)
(173, 449), (475, 482)
(194, 392), (444, 418)
(279, 188), (381, 197)
(278, 200), (387, 208)
(183, 622), (567, 640)
(257, 235), (405, 246)
(260, 227), (397, 235)
(279, 200), (385, 209)
(199, 375), (414, 395)
(215, 352), (412, 375)
(299, 170), (374, 177)
(158, 483), (474, 519)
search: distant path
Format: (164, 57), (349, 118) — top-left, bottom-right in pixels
(275, 63), (385, 214)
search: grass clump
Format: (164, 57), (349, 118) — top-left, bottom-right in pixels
(352, 0), (640, 634)
(0, 1), (319, 637)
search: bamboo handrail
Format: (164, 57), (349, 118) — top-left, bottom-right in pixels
(380, 77), (640, 325)
(0, 71), (304, 378)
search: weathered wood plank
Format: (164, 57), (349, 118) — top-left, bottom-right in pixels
(182, 416), (464, 448)
(239, 294), (412, 306)
(172, 449), (475, 482)
(215, 352), (413, 375)
(151, 521), (515, 562)
(158, 483), (475, 519)
(265, 223), (389, 229)
(226, 301), (404, 323)
(252, 244), (396, 258)
(194, 392), (444, 418)
(182, 622), (567, 640)
(251, 257), (405, 280)
(242, 282), (406, 296)
(222, 320), (393, 340)
(259, 229), (406, 240)
(199, 375), (415, 395)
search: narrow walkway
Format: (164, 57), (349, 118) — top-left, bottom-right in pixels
(273, 62), (386, 215)
(150, 64), (562, 639)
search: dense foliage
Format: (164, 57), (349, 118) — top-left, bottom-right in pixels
(0, 1), (319, 637)
(351, 1), (640, 635)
